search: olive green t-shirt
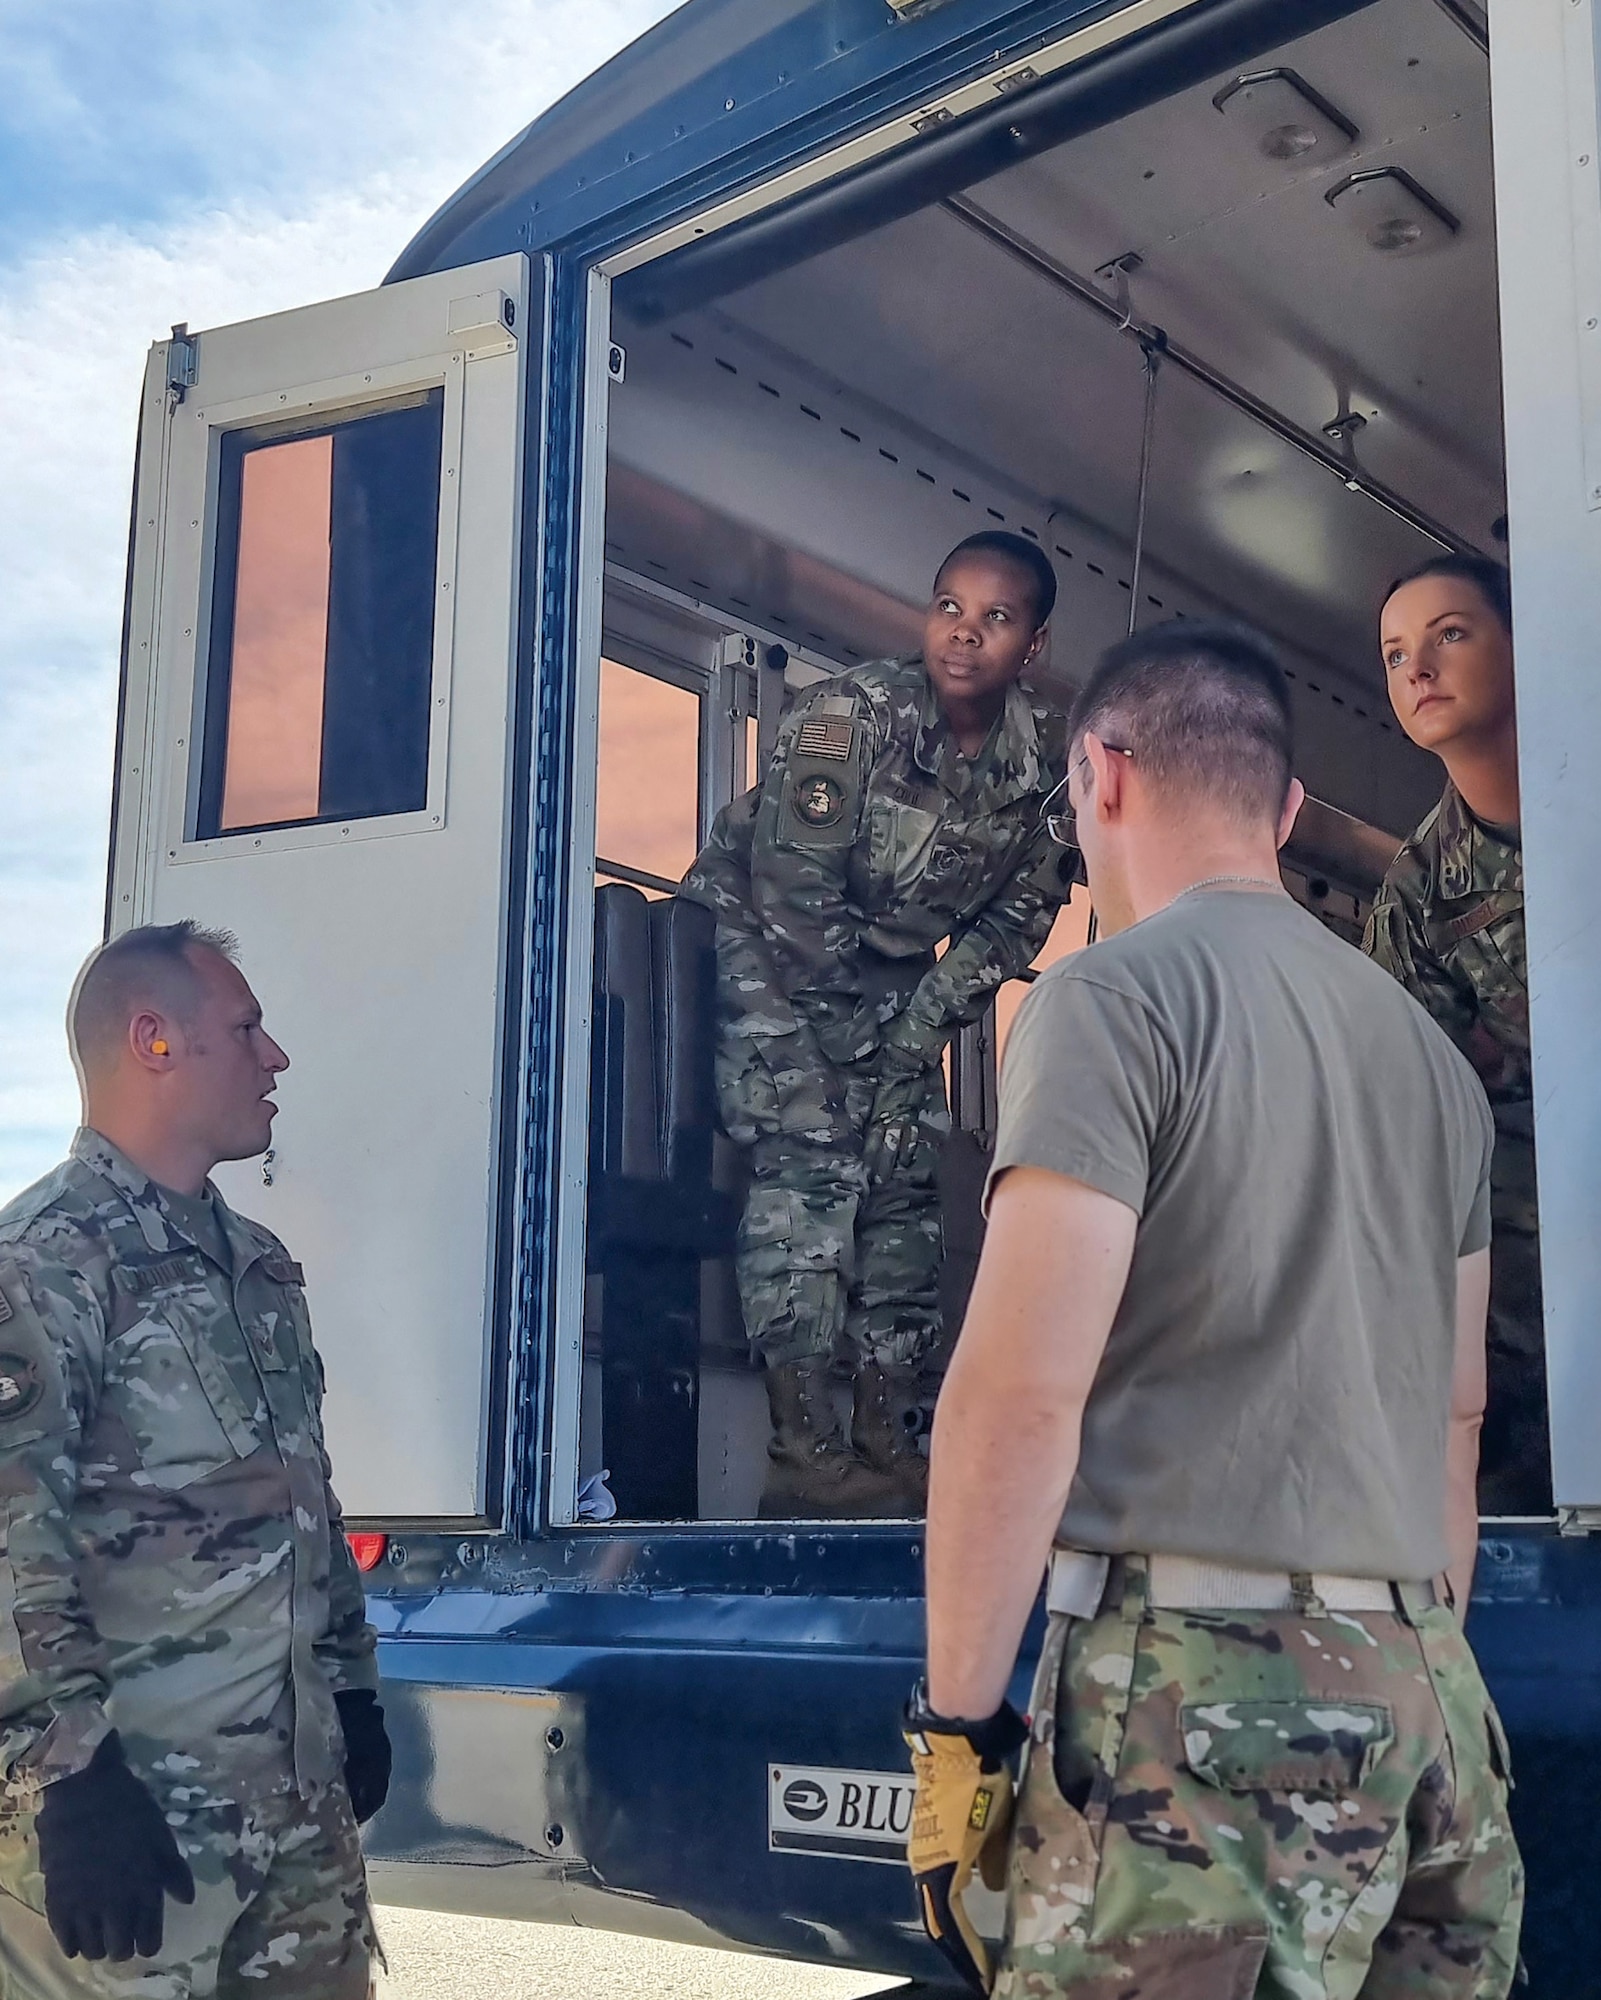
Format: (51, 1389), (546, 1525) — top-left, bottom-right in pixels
(988, 888), (1494, 1582)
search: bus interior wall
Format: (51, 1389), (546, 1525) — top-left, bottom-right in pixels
(584, 0), (1511, 1524)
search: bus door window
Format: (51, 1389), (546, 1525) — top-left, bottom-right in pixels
(198, 392), (444, 838)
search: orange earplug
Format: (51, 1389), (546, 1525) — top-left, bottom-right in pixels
(151, 1040), (170, 1056)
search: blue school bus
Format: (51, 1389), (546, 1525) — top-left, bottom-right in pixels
(108, 0), (1601, 1988)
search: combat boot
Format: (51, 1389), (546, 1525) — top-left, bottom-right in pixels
(851, 1362), (929, 1514)
(760, 1362), (903, 1518)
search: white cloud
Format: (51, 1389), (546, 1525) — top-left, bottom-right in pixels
(0, 0), (676, 1200)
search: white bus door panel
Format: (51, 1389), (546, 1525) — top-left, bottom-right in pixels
(110, 253), (533, 1521)
(1493, 2), (1601, 1513)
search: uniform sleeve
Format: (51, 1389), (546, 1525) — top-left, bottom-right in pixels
(0, 1252), (115, 1787)
(984, 965), (1173, 1218)
(749, 684), (878, 1049)
(1457, 1077), (1497, 1259)
(313, 1479), (379, 1695)
(886, 830), (1078, 1070)
(1364, 866), (1476, 1048)
(305, 1349), (378, 1696)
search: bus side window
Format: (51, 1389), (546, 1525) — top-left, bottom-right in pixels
(595, 658), (701, 893)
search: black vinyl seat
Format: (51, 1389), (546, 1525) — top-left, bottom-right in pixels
(588, 885), (737, 1518)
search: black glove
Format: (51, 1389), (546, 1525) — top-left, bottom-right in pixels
(904, 1683), (1029, 1994)
(35, 1731), (195, 1962)
(334, 1688), (392, 1824)
(863, 1050), (934, 1185)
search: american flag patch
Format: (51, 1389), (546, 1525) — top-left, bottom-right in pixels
(796, 718), (855, 761)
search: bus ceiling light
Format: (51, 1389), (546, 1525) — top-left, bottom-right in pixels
(1213, 69), (1358, 167)
(1325, 168), (1461, 256)
(347, 1531), (388, 1572)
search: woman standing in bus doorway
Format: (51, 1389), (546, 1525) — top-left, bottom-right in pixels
(1365, 554), (1548, 1516)
(681, 532), (1075, 1520)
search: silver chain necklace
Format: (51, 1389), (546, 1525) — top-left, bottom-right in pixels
(1173, 873), (1283, 900)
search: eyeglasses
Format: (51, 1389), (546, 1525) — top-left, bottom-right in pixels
(1039, 743), (1134, 849)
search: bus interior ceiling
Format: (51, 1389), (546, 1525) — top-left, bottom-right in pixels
(586, 0), (1504, 1522)
(606, 0), (1498, 862)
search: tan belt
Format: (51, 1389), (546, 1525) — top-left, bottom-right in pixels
(1048, 1547), (1431, 1618)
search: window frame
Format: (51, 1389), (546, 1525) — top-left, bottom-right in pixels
(547, 285), (857, 1525)
(593, 649), (711, 892)
(166, 353), (468, 869)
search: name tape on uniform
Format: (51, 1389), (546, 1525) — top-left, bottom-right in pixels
(768, 1764), (914, 1864)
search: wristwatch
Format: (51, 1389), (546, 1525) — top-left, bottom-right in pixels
(904, 1678), (1028, 1761)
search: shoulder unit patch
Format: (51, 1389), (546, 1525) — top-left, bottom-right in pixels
(792, 773), (846, 828)
(0, 1353), (43, 1422)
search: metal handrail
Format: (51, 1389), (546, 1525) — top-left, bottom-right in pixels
(942, 194), (1476, 558)
(596, 856), (681, 896)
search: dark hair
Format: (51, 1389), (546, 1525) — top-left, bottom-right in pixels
(934, 531), (1058, 626)
(1068, 619), (1295, 825)
(1383, 553), (1512, 632)
(72, 920), (240, 1070)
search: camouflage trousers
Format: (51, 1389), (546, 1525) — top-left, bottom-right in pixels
(712, 929), (946, 1371)
(1479, 1224), (1550, 1518)
(995, 1558), (1523, 1999)
(0, 1782), (376, 2000)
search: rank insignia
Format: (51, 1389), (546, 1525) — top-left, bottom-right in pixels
(0, 1354), (43, 1422)
(793, 773), (846, 827)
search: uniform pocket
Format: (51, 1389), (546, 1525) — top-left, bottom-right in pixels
(865, 796), (941, 896)
(105, 1293), (259, 1489)
(1003, 1615), (1105, 1957)
(1485, 1704), (1515, 1790)
(1180, 1700), (1394, 1792)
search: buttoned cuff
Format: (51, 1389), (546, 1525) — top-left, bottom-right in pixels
(2, 1697), (115, 1798)
(318, 1635), (381, 1698)
(880, 1017), (942, 1073)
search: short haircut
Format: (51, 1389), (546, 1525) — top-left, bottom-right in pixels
(1068, 619), (1295, 826)
(71, 920), (240, 1071)
(1384, 553), (1512, 633)
(935, 531), (1058, 627)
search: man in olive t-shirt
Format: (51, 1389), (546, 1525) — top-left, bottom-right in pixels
(903, 623), (1521, 2000)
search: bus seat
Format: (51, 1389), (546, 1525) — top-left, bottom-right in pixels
(650, 893), (719, 1187)
(587, 883), (736, 1518)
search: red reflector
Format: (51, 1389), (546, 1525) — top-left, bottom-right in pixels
(347, 1532), (387, 1573)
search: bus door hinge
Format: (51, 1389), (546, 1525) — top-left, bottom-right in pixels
(165, 324), (198, 405)
(448, 289), (518, 361)
(1559, 1506), (1601, 1536)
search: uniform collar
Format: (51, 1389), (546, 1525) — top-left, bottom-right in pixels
(1434, 780), (1521, 902)
(69, 1127), (256, 1275)
(913, 668), (1045, 805)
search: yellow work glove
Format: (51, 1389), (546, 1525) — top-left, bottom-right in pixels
(903, 1682), (1029, 1993)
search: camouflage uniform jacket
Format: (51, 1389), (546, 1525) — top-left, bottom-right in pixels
(1363, 780), (1533, 1232)
(0, 1129), (376, 1807)
(681, 655), (1073, 1068)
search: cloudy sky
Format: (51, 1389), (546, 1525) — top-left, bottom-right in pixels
(0, 0), (676, 1201)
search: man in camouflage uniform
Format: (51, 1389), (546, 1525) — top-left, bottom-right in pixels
(681, 532), (1074, 1517)
(1364, 555), (1546, 1516)
(0, 922), (388, 1998)
(907, 622), (1521, 1997)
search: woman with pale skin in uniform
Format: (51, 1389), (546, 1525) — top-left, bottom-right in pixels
(1380, 556), (1519, 828)
(1366, 553), (1548, 1515)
